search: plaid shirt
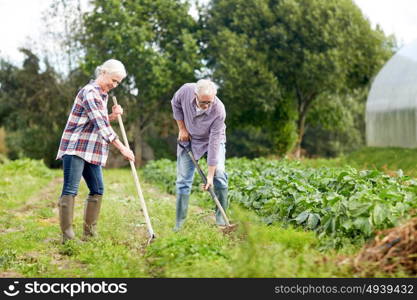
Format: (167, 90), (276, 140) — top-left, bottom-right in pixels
(56, 81), (118, 166)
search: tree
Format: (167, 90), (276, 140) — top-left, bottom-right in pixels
(41, 0), (86, 75)
(0, 49), (84, 167)
(79, 0), (202, 165)
(204, 0), (393, 157)
(302, 88), (368, 157)
(202, 0), (297, 155)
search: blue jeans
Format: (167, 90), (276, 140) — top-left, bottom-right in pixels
(61, 155), (104, 196)
(176, 143), (228, 195)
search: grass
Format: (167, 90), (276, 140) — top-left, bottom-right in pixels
(345, 147), (417, 176)
(300, 147), (417, 177)
(1, 151), (415, 278)
(0, 160), (358, 278)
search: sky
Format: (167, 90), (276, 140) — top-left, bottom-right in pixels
(1, 0), (417, 66)
(0, 0), (52, 64)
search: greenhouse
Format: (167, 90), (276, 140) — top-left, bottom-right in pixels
(366, 39), (417, 147)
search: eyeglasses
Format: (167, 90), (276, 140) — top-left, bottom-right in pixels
(196, 95), (213, 106)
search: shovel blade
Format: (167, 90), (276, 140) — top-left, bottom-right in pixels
(219, 224), (238, 235)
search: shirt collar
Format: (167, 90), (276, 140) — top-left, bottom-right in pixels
(90, 80), (108, 99)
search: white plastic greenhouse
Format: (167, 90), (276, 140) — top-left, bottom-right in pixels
(366, 39), (417, 147)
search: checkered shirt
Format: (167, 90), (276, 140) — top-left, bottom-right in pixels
(56, 81), (118, 166)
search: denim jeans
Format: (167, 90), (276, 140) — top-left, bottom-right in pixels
(176, 143), (228, 195)
(61, 155), (104, 196)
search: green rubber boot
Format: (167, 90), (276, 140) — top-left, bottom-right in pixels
(214, 188), (229, 226)
(83, 194), (103, 238)
(174, 194), (190, 232)
(58, 195), (75, 243)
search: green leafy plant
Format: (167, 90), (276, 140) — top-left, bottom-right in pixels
(144, 157), (417, 248)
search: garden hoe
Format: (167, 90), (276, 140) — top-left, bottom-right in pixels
(112, 96), (156, 245)
(178, 141), (237, 234)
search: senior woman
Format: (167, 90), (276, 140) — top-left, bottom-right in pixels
(56, 59), (135, 243)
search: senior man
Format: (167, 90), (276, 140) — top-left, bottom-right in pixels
(171, 79), (228, 231)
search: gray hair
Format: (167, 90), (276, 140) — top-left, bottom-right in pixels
(194, 79), (217, 96)
(95, 59), (127, 78)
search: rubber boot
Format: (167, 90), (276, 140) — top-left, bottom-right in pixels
(174, 194), (190, 232)
(83, 194), (103, 238)
(214, 188), (229, 226)
(58, 195), (75, 243)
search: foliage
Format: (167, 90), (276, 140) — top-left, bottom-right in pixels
(0, 0), (398, 162)
(0, 159), (54, 178)
(0, 159), (55, 211)
(0, 161), (361, 277)
(203, 0), (394, 156)
(0, 51), (86, 167)
(80, 0), (202, 164)
(143, 159), (178, 195)
(229, 158), (417, 248)
(41, 0), (85, 75)
(302, 88), (368, 157)
(203, 0), (297, 155)
(226, 125), (277, 158)
(144, 157), (417, 248)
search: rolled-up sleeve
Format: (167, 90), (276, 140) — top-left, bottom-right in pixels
(171, 85), (185, 121)
(207, 111), (226, 166)
(82, 90), (118, 143)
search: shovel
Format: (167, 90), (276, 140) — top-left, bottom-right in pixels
(112, 96), (156, 245)
(178, 140), (237, 233)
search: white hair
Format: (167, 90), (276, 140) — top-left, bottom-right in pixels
(194, 79), (217, 96)
(95, 59), (127, 78)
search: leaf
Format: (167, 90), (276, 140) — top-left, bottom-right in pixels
(295, 211), (309, 224)
(341, 220), (353, 231)
(307, 213), (320, 229)
(353, 217), (372, 236)
(372, 204), (387, 226)
(379, 189), (401, 200)
(348, 202), (371, 217)
(337, 171), (349, 181)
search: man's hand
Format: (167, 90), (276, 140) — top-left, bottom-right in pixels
(178, 128), (190, 141)
(202, 176), (214, 191)
(202, 165), (216, 191)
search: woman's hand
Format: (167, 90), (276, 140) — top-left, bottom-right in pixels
(120, 145), (135, 162)
(112, 104), (123, 116)
(109, 105), (123, 121)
